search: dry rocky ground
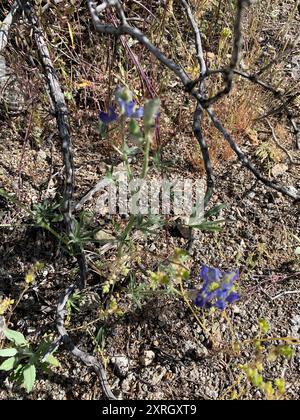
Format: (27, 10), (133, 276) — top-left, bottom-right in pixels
(0, 0), (299, 400)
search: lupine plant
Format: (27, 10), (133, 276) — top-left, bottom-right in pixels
(0, 328), (59, 393)
(99, 87), (161, 261)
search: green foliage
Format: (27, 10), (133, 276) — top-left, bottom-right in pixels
(0, 328), (59, 393)
(66, 291), (84, 322)
(94, 326), (107, 352)
(32, 200), (63, 227)
(258, 318), (269, 334)
(189, 203), (226, 231)
(68, 212), (96, 252)
(239, 320), (295, 400)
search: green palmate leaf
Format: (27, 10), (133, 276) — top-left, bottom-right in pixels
(23, 364), (36, 393)
(3, 328), (27, 346)
(0, 356), (17, 371)
(0, 348), (18, 357)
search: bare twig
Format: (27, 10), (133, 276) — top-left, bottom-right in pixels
(18, 1), (74, 235)
(272, 290), (300, 301)
(180, 0), (206, 76)
(88, 0), (192, 88)
(199, 0), (251, 108)
(234, 69), (300, 149)
(180, 1), (213, 206)
(266, 119), (298, 166)
(207, 107), (300, 201)
(193, 103), (214, 205)
(57, 286), (117, 400)
(0, 1), (19, 52)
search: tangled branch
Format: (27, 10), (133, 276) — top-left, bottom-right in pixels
(88, 0), (300, 202)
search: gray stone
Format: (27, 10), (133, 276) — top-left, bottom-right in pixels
(111, 355), (129, 377)
(140, 350), (155, 366)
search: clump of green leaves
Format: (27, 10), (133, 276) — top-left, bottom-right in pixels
(189, 203), (226, 232)
(66, 291), (85, 323)
(239, 319), (294, 400)
(127, 248), (189, 309)
(0, 328), (59, 393)
(32, 200), (63, 227)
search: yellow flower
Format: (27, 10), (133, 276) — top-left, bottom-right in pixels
(0, 298), (15, 315)
(25, 272), (35, 285)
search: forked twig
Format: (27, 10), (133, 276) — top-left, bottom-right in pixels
(88, 0), (300, 202)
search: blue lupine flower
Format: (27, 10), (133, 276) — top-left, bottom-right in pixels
(99, 87), (144, 125)
(116, 95), (144, 119)
(99, 106), (118, 124)
(195, 266), (240, 311)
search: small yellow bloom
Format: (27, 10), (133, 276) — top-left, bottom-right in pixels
(25, 272), (35, 284)
(76, 80), (94, 89)
(0, 298), (15, 315)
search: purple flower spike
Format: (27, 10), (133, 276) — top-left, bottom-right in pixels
(200, 266), (222, 284)
(116, 97), (144, 119)
(99, 106), (118, 124)
(195, 265), (240, 311)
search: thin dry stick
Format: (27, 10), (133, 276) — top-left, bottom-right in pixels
(180, 0), (213, 205)
(57, 286), (117, 400)
(266, 119), (297, 166)
(207, 107), (300, 201)
(18, 0), (88, 285)
(234, 69), (300, 149)
(193, 103), (214, 205)
(180, 0), (206, 76)
(272, 290), (300, 301)
(18, 0), (74, 235)
(199, 0), (251, 109)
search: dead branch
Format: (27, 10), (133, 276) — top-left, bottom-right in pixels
(18, 0), (74, 235)
(193, 104), (214, 205)
(0, 1), (19, 52)
(18, 0), (88, 286)
(57, 286), (118, 400)
(88, 0), (300, 203)
(180, 0), (206, 76)
(207, 107), (299, 201)
(234, 69), (300, 149)
(266, 119), (297, 166)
